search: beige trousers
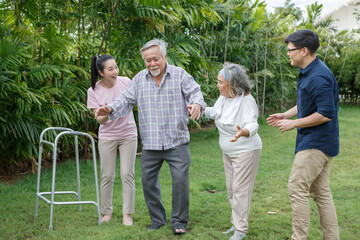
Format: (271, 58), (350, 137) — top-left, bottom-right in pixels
(98, 137), (137, 215)
(288, 149), (339, 240)
(223, 149), (261, 235)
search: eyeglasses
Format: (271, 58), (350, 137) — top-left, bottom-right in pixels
(287, 47), (303, 53)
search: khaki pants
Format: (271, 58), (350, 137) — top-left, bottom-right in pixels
(98, 137), (137, 215)
(288, 149), (339, 240)
(223, 149), (261, 235)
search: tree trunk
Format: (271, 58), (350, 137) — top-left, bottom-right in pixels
(14, 1), (21, 28)
(91, 1), (97, 57)
(224, 3), (230, 63)
(37, 0), (42, 64)
(337, 48), (349, 84)
(62, 0), (70, 81)
(261, 29), (268, 117)
(209, 25), (214, 58)
(77, 0), (82, 68)
(198, 26), (202, 52)
(278, 48), (284, 111)
(255, 46), (259, 107)
(168, 25), (172, 49)
(214, 32), (217, 59)
(323, 36), (332, 63)
(203, 25), (208, 58)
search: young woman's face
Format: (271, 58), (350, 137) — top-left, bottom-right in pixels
(217, 73), (231, 98)
(99, 59), (119, 82)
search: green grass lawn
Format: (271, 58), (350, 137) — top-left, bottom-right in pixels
(1, 105), (359, 240)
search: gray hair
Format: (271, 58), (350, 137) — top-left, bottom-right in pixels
(140, 39), (167, 59)
(222, 62), (252, 97)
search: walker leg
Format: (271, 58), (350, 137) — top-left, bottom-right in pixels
(75, 136), (82, 212)
(90, 137), (101, 225)
(35, 144), (43, 218)
(49, 146), (57, 230)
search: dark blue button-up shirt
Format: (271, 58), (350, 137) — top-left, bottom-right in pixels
(296, 56), (339, 157)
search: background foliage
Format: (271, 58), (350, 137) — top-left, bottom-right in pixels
(0, 0), (359, 168)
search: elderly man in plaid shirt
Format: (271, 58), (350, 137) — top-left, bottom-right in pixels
(96, 39), (206, 235)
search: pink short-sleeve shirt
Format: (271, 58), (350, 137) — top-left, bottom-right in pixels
(87, 76), (137, 140)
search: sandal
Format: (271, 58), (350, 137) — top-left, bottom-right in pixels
(173, 226), (186, 235)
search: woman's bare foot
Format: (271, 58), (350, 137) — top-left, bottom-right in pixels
(123, 214), (133, 226)
(101, 214), (111, 223)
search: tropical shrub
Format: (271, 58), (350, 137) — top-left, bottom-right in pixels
(0, 0), (359, 170)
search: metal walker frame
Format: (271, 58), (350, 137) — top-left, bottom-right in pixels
(34, 127), (101, 230)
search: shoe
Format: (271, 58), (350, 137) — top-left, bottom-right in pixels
(229, 231), (245, 240)
(123, 214), (133, 226)
(147, 222), (165, 230)
(223, 226), (235, 234)
(173, 227), (186, 235)
(101, 214), (111, 223)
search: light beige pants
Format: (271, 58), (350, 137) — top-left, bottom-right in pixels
(98, 137), (137, 215)
(288, 149), (339, 240)
(223, 149), (261, 235)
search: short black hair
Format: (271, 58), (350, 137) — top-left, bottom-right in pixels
(285, 29), (320, 54)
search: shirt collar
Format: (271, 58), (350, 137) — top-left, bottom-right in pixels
(299, 56), (319, 77)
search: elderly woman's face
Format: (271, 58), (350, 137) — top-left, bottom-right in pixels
(217, 73), (231, 98)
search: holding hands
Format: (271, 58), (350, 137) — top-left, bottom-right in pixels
(186, 104), (202, 120)
(95, 106), (112, 119)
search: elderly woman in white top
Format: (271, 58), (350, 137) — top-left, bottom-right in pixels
(205, 62), (262, 240)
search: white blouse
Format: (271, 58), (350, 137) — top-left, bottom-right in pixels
(205, 94), (262, 155)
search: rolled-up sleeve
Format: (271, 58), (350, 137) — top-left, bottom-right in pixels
(308, 76), (336, 119)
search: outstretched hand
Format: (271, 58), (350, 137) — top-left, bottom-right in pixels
(266, 113), (285, 127)
(267, 113), (296, 132)
(187, 104), (201, 120)
(95, 106), (112, 119)
(230, 125), (242, 142)
(275, 119), (296, 133)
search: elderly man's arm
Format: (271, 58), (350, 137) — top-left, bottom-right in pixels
(182, 74), (206, 120)
(97, 81), (137, 121)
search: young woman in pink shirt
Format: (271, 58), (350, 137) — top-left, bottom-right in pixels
(87, 55), (138, 226)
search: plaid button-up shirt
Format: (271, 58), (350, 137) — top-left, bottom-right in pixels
(108, 64), (206, 150)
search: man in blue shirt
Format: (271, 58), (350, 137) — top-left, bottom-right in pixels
(267, 30), (339, 240)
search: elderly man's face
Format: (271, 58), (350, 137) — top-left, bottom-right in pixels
(142, 46), (167, 78)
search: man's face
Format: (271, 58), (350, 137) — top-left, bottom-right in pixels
(287, 42), (304, 68)
(142, 46), (167, 78)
